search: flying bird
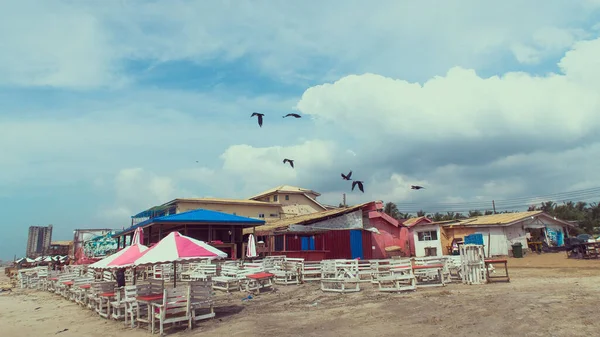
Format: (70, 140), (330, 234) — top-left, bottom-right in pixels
(411, 185), (425, 190)
(283, 113), (302, 118)
(283, 158), (294, 168)
(251, 112), (264, 127)
(352, 180), (364, 193)
(341, 170), (353, 180)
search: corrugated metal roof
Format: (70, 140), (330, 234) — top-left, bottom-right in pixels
(167, 198), (280, 207)
(249, 185), (321, 200)
(244, 202), (371, 235)
(441, 211), (546, 227)
(117, 209), (265, 237)
(402, 216), (432, 227)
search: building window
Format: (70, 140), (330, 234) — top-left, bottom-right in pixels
(301, 236), (316, 251)
(285, 195), (289, 200)
(417, 230), (437, 241)
(274, 236), (284, 251)
(269, 213), (278, 217)
(273, 195), (278, 202)
(258, 214), (265, 218)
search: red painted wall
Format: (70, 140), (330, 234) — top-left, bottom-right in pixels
(368, 217), (411, 258)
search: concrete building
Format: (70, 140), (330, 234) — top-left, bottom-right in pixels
(26, 225), (53, 258)
(129, 185), (334, 228)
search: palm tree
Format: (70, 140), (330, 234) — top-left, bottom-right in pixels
(540, 201), (556, 214)
(416, 210), (427, 217)
(468, 210), (483, 217)
(383, 202), (401, 219)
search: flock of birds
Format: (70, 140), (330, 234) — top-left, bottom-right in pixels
(249, 112), (425, 194)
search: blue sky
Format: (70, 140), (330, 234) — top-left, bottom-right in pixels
(2, 1), (600, 260)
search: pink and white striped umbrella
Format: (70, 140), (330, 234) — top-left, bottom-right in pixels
(89, 227), (147, 269)
(133, 231), (227, 266)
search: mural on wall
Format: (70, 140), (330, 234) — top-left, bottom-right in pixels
(83, 231), (119, 257)
(72, 229), (119, 261)
(545, 227), (564, 246)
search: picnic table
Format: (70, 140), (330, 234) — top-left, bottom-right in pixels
(242, 272), (275, 294)
(136, 293), (163, 331)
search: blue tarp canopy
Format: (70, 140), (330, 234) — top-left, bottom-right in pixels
(116, 209), (265, 237)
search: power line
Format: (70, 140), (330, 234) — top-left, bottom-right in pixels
(394, 186), (600, 207)
(394, 187), (600, 214)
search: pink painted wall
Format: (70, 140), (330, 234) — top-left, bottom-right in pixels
(367, 211), (410, 258)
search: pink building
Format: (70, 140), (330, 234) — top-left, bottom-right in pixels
(366, 201), (411, 258)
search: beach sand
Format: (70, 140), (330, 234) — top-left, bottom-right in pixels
(2, 253), (600, 337)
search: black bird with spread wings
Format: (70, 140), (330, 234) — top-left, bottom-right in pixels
(341, 170), (353, 180)
(411, 185), (425, 190)
(251, 112), (264, 127)
(283, 158), (294, 168)
(283, 113), (302, 118)
(352, 180), (364, 193)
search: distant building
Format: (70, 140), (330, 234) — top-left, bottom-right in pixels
(26, 225), (53, 258)
(48, 241), (72, 256)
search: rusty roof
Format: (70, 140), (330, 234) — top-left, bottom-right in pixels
(243, 202), (371, 235)
(249, 185), (321, 200)
(166, 198), (280, 207)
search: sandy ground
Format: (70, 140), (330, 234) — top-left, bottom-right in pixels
(2, 253), (600, 337)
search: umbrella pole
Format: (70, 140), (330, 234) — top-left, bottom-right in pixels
(173, 261), (176, 287)
(133, 267), (136, 285)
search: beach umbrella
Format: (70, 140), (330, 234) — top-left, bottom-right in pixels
(89, 228), (146, 270)
(133, 231), (227, 286)
(246, 234), (257, 258)
(107, 228), (149, 268)
(133, 232), (227, 266)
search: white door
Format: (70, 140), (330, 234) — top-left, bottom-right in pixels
(479, 227), (509, 256)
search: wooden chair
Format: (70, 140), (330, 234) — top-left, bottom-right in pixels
(110, 287), (127, 320)
(302, 262), (321, 282)
(320, 260), (361, 293)
(123, 285), (142, 328)
(151, 287), (191, 335)
(376, 259), (416, 292)
(188, 280), (215, 327)
(273, 261), (301, 285)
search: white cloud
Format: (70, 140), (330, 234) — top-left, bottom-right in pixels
(91, 36), (600, 213)
(100, 168), (179, 222)
(511, 27), (586, 65)
(220, 140), (338, 196)
(297, 37), (600, 144)
(1, 1), (599, 88)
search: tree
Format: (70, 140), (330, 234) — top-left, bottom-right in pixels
(468, 210), (483, 217)
(383, 202), (401, 219)
(416, 210), (427, 217)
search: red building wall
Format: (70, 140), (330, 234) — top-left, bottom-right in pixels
(368, 217), (410, 258)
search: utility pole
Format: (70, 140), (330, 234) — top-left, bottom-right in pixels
(342, 193), (347, 207)
(492, 200), (497, 214)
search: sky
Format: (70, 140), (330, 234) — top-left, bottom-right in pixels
(2, 0), (600, 260)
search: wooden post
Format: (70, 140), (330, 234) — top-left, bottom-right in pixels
(283, 234), (287, 252)
(184, 224), (188, 236)
(492, 200), (496, 214)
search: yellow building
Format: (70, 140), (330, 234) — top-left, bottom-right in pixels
(130, 185), (335, 226)
(248, 185), (334, 217)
